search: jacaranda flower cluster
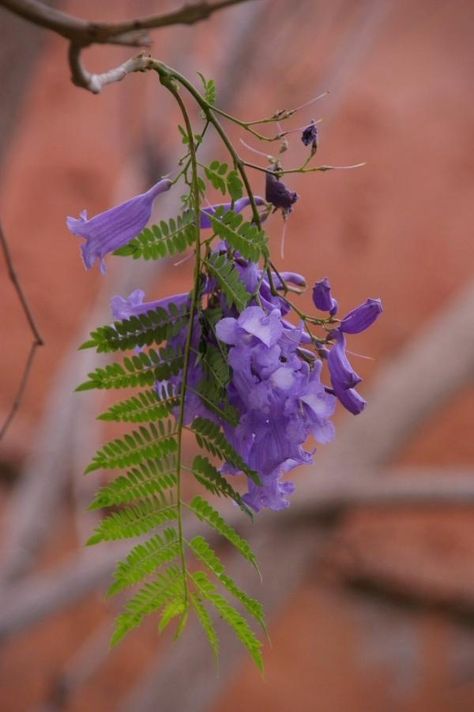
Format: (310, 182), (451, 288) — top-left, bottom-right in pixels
(68, 174), (382, 513)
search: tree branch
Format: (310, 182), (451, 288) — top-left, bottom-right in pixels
(0, 222), (43, 440)
(0, 0), (256, 47)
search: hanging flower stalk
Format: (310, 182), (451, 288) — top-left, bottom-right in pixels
(69, 61), (382, 669)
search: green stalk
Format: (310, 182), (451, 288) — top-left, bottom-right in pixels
(157, 74), (203, 608)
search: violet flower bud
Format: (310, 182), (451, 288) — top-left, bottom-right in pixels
(265, 171), (298, 212)
(312, 278), (338, 315)
(301, 120), (319, 153)
(327, 332), (362, 390)
(339, 298), (383, 334)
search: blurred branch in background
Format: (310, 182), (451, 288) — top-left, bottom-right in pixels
(0, 223), (43, 440)
(0, 0), (260, 90)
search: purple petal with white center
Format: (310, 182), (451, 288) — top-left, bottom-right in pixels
(67, 178), (172, 272)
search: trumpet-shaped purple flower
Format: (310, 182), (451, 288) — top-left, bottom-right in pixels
(67, 178), (172, 273)
(200, 196), (266, 229)
(313, 277), (338, 315)
(339, 298), (383, 334)
(265, 171), (298, 213)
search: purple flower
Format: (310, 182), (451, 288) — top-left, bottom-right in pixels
(67, 178), (172, 273)
(312, 277), (338, 315)
(326, 331), (366, 415)
(265, 171), (298, 213)
(111, 289), (189, 321)
(216, 306), (336, 511)
(339, 298), (383, 334)
(327, 332), (361, 390)
(200, 196), (266, 229)
(301, 120), (319, 153)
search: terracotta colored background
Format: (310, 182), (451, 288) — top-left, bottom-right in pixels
(0, 1), (473, 710)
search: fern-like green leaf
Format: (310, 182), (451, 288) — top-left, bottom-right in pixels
(204, 160), (228, 194)
(89, 457), (177, 510)
(226, 170), (243, 201)
(77, 348), (183, 392)
(191, 592), (219, 659)
(87, 499), (177, 545)
(190, 536), (265, 630)
(113, 214), (197, 261)
(190, 417), (260, 485)
(98, 384), (180, 423)
(111, 566), (184, 645)
(192, 455), (251, 515)
(189, 495), (258, 569)
(158, 599), (187, 634)
(210, 208), (268, 262)
(85, 421), (177, 473)
(108, 528), (180, 595)
(197, 72), (217, 106)
(205, 253), (251, 311)
(80, 303), (189, 353)
(192, 570), (263, 671)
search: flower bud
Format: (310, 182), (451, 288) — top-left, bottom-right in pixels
(339, 298), (383, 334)
(312, 278), (338, 315)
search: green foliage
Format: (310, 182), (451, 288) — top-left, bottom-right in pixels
(192, 570), (263, 670)
(190, 536), (265, 630)
(114, 214), (197, 261)
(204, 161), (243, 200)
(192, 455), (251, 515)
(111, 566), (184, 645)
(189, 495), (258, 570)
(77, 349), (183, 392)
(205, 252), (251, 311)
(98, 384), (179, 423)
(87, 498), (178, 545)
(191, 592), (219, 659)
(88, 457), (177, 509)
(80, 304), (188, 353)
(191, 417), (261, 485)
(108, 528), (180, 595)
(197, 72), (217, 106)
(85, 421), (177, 473)
(210, 207), (269, 262)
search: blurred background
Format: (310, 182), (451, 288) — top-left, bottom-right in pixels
(0, 0), (473, 710)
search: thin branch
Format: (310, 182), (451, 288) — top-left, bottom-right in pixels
(0, 0), (256, 47)
(0, 222), (43, 440)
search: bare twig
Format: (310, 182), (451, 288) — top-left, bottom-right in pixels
(0, 0), (256, 46)
(0, 0), (258, 91)
(0, 221), (43, 440)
